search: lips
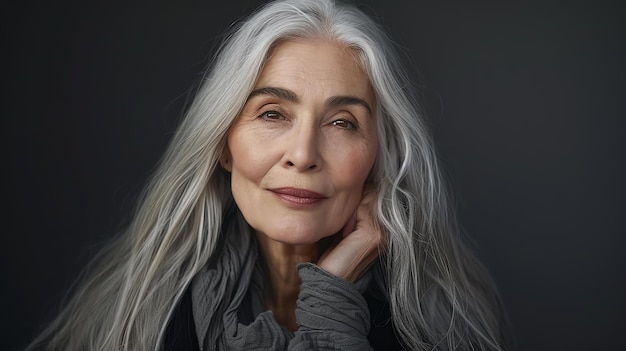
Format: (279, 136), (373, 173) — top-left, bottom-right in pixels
(269, 187), (326, 206)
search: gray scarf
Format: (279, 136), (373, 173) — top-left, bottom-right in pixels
(190, 215), (373, 351)
(190, 218), (292, 350)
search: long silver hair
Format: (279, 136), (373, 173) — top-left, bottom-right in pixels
(27, 0), (507, 350)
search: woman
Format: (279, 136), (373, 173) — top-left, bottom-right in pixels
(27, 0), (508, 350)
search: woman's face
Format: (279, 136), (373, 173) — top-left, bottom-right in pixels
(225, 38), (378, 245)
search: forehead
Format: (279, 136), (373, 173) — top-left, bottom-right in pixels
(255, 38), (374, 102)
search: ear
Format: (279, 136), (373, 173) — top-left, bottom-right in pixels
(220, 147), (232, 172)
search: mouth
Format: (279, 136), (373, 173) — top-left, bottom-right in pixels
(269, 187), (327, 206)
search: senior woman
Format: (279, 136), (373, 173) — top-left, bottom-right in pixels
(27, 0), (508, 350)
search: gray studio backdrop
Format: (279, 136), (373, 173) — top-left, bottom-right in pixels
(5, 1), (625, 350)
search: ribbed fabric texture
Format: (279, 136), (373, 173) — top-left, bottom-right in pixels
(190, 225), (373, 350)
(291, 263), (372, 350)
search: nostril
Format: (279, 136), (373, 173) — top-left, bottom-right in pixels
(285, 160), (317, 170)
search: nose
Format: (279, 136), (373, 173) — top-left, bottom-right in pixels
(283, 121), (322, 172)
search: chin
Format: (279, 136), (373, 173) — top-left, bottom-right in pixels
(259, 224), (338, 246)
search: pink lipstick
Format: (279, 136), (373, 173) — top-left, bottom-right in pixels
(269, 187), (326, 207)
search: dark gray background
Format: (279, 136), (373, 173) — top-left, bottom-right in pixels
(4, 0), (625, 350)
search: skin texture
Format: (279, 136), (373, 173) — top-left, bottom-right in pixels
(223, 38), (383, 331)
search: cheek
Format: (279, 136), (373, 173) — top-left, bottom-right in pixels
(229, 150), (271, 196)
(228, 130), (270, 179)
(333, 146), (377, 191)
(227, 133), (259, 202)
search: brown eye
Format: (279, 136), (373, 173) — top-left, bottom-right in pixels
(331, 119), (356, 130)
(258, 111), (285, 121)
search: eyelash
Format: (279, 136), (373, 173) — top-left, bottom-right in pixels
(258, 110), (285, 121)
(256, 110), (358, 131)
(331, 119), (357, 130)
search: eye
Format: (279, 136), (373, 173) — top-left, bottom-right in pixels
(258, 110), (285, 121)
(331, 119), (357, 130)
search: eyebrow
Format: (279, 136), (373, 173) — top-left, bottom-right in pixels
(248, 86), (373, 116)
(327, 95), (372, 115)
(248, 87), (298, 102)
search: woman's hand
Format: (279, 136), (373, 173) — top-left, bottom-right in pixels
(317, 188), (383, 283)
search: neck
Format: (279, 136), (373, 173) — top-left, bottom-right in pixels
(255, 232), (327, 332)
